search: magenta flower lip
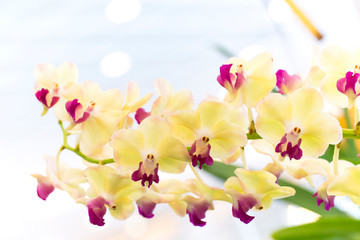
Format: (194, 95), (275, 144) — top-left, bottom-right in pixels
(131, 162), (159, 188)
(275, 133), (303, 160)
(313, 192), (335, 211)
(336, 71), (360, 96)
(232, 195), (258, 224)
(35, 88), (60, 108)
(137, 199), (156, 218)
(36, 180), (55, 201)
(87, 196), (109, 226)
(189, 140), (214, 169)
(186, 199), (211, 227)
(135, 108), (151, 124)
(65, 99), (91, 124)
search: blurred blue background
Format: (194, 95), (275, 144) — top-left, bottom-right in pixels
(1, 0), (360, 239)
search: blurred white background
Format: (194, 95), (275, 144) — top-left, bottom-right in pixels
(1, 0), (360, 239)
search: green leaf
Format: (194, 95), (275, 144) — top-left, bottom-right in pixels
(319, 144), (334, 162)
(272, 216), (360, 240)
(213, 43), (234, 58)
(202, 162), (346, 216)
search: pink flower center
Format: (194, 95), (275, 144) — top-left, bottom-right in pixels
(275, 127), (303, 160)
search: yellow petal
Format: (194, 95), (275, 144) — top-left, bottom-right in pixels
(198, 100), (229, 129)
(139, 116), (171, 150)
(156, 136), (189, 173)
(301, 112), (342, 156)
(111, 129), (144, 167)
(34, 63), (57, 89)
(154, 78), (174, 95)
(255, 93), (290, 145)
(328, 166), (360, 205)
(79, 113), (120, 154)
(109, 197), (136, 220)
(58, 62), (78, 88)
(167, 110), (199, 144)
(242, 52), (276, 107)
(125, 81), (140, 106)
(318, 45), (353, 74)
(320, 73), (348, 108)
(289, 87), (324, 123)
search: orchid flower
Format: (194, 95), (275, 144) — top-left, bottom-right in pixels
(327, 164), (360, 206)
(64, 81), (124, 155)
(135, 78), (193, 124)
(217, 52), (276, 108)
(120, 81), (153, 128)
(255, 87), (342, 160)
(34, 62), (78, 117)
(224, 168), (295, 224)
(110, 116), (190, 187)
(180, 179), (230, 227)
(168, 100), (248, 166)
(318, 45), (360, 108)
(32, 155), (86, 201)
(83, 165), (145, 226)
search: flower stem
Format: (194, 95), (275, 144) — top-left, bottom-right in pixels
(248, 107), (255, 134)
(239, 147), (248, 170)
(58, 121), (114, 165)
(333, 142), (341, 175)
(189, 164), (205, 185)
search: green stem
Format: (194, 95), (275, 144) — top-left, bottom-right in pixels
(355, 106), (359, 129)
(58, 121), (114, 165)
(332, 142), (340, 175)
(62, 145), (114, 165)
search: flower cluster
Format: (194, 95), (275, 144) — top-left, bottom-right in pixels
(33, 46), (360, 227)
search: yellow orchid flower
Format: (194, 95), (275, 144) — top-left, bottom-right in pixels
(135, 78), (193, 124)
(179, 179), (230, 227)
(217, 52), (276, 108)
(121, 81), (153, 127)
(32, 155), (86, 201)
(34, 62), (78, 118)
(224, 168), (295, 224)
(83, 165), (145, 226)
(255, 87), (342, 160)
(64, 81), (124, 155)
(168, 100), (248, 166)
(327, 165), (360, 206)
(111, 116), (190, 187)
(318, 45), (360, 108)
